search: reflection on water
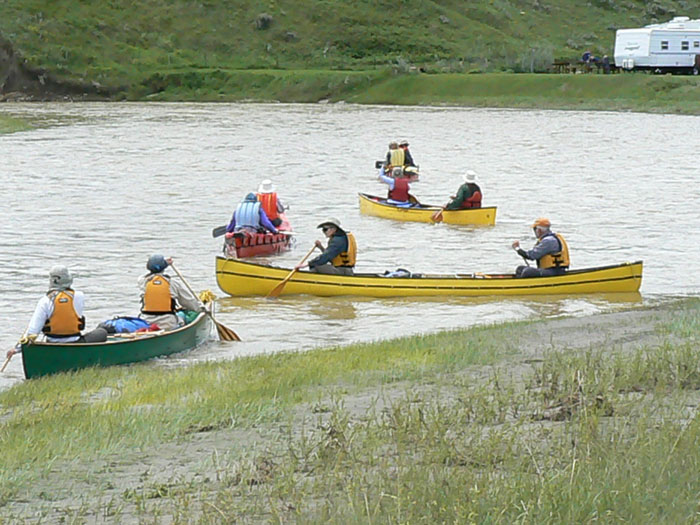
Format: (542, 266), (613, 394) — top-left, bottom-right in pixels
(1, 102), (698, 391)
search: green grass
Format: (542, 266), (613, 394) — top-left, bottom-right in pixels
(1, 0), (699, 104)
(1, 299), (700, 522)
(0, 113), (32, 134)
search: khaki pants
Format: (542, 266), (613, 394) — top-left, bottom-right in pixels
(310, 264), (354, 276)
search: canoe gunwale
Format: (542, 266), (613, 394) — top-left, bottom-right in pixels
(359, 192), (496, 213)
(216, 257), (643, 297)
(358, 193), (497, 225)
(21, 312), (214, 378)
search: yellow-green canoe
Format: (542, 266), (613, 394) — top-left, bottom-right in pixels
(358, 192), (497, 225)
(216, 257), (643, 298)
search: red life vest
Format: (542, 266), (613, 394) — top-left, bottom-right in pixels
(388, 178), (410, 202)
(257, 192), (279, 221)
(461, 190), (482, 208)
(460, 184), (482, 209)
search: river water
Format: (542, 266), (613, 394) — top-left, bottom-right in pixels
(1, 102), (699, 389)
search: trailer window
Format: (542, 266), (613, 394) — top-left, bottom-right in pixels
(682, 41), (689, 50)
(695, 41), (699, 48)
(661, 41), (669, 50)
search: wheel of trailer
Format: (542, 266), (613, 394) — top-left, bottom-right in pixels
(693, 67), (699, 76)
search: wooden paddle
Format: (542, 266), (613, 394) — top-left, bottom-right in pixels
(212, 225), (228, 238)
(1, 354), (12, 373)
(168, 263), (241, 342)
(266, 245), (318, 298)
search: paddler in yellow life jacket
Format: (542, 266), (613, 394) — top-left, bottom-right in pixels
(512, 218), (570, 278)
(6, 265), (108, 360)
(139, 255), (201, 331)
(385, 141), (405, 170)
(295, 217), (357, 276)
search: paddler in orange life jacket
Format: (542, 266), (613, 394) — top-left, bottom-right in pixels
(256, 179), (287, 228)
(378, 165), (416, 207)
(295, 217), (357, 276)
(445, 170), (482, 210)
(6, 265), (108, 360)
(139, 255), (201, 331)
(512, 218), (570, 278)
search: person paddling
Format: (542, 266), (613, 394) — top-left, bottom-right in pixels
(139, 255), (201, 331)
(512, 218), (570, 278)
(256, 179), (287, 228)
(445, 170), (482, 210)
(378, 165), (415, 207)
(295, 218), (357, 276)
(6, 265), (108, 360)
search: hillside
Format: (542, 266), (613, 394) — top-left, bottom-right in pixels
(0, 0), (699, 100)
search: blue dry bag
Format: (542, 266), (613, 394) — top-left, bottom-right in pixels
(99, 316), (152, 334)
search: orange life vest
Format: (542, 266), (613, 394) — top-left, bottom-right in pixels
(331, 232), (357, 267)
(42, 290), (85, 337)
(257, 192), (280, 221)
(142, 274), (175, 314)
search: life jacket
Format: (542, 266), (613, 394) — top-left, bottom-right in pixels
(42, 290), (85, 337)
(389, 148), (405, 167)
(141, 274), (176, 315)
(234, 201), (262, 230)
(257, 192), (279, 221)
(331, 232), (357, 267)
(461, 184), (482, 208)
(537, 232), (570, 269)
(388, 178), (410, 202)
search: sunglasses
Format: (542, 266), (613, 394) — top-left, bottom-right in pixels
(322, 226), (331, 232)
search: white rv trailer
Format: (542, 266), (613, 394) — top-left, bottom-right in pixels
(614, 16), (700, 74)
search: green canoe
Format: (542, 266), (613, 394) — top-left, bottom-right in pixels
(21, 312), (214, 379)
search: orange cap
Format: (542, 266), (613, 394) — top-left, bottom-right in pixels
(532, 217), (551, 228)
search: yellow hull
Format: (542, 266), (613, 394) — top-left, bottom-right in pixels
(216, 257), (643, 298)
(358, 193), (497, 225)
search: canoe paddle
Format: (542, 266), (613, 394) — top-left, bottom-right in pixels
(212, 225), (227, 238)
(0, 354), (11, 373)
(168, 262), (241, 342)
(512, 244), (531, 266)
(266, 245), (318, 299)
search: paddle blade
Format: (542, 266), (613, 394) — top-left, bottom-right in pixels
(214, 319), (240, 341)
(212, 225), (228, 238)
(267, 281), (287, 299)
(431, 210), (444, 222)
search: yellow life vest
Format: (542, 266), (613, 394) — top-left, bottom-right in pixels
(537, 233), (570, 269)
(389, 149), (405, 167)
(331, 232), (357, 267)
(43, 290), (85, 337)
(142, 274), (175, 314)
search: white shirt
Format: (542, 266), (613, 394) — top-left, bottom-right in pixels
(26, 290), (86, 343)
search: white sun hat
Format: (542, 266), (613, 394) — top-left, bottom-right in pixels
(257, 179), (275, 193)
(463, 170), (478, 183)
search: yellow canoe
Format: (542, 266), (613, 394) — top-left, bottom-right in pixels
(358, 192), (497, 225)
(215, 257), (643, 298)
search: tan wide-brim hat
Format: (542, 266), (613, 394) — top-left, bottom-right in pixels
(317, 217), (344, 231)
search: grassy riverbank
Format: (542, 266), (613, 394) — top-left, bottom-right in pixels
(1, 298), (699, 522)
(0, 113), (32, 133)
(2, 1), (700, 113)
